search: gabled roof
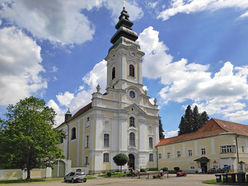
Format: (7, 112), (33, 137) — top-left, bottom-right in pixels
(56, 103), (92, 128)
(156, 118), (248, 147)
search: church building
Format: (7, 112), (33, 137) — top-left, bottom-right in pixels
(57, 7), (160, 173)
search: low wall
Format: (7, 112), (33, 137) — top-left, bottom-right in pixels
(0, 168), (52, 180)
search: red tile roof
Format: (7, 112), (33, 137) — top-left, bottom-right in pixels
(156, 118), (248, 147)
(57, 103), (92, 128)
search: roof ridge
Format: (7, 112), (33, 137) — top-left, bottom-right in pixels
(211, 118), (229, 133)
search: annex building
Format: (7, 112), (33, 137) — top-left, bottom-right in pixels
(57, 7), (160, 173)
(156, 118), (248, 173)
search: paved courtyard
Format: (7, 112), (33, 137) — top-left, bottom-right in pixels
(1, 174), (216, 186)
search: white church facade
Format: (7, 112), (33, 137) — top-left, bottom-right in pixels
(57, 7), (160, 173)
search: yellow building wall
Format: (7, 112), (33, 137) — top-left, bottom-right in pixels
(157, 134), (248, 172)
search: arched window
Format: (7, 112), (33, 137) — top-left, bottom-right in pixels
(129, 117), (135, 127)
(129, 64), (135, 77)
(129, 132), (135, 146)
(71, 127), (76, 140)
(112, 67), (115, 79)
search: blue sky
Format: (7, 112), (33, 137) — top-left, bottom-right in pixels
(1, 0), (248, 137)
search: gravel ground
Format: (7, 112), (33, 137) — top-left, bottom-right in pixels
(0, 174), (216, 186)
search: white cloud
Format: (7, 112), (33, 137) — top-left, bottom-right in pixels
(138, 26), (248, 123)
(240, 11), (248, 18)
(0, 27), (47, 105)
(48, 60), (107, 126)
(158, 0), (248, 21)
(56, 91), (74, 107)
(51, 66), (58, 73)
(0, 0), (143, 45)
(164, 129), (178, 138)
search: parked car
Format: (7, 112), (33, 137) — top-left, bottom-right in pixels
(176, 170), (187, 177)
(64, 172), (87, 183)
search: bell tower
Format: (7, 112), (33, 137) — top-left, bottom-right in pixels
(105, 7), (144, 90)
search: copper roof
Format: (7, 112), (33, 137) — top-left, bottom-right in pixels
(156, 118), (248, 147)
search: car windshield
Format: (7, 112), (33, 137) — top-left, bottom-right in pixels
(76, 173), (85, 175)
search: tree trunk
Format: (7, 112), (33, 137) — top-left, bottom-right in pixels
(120, 165), (122, 172)
(26, 168), (31, 180)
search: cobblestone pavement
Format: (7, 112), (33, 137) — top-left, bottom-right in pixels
(0, 174), (216, 186)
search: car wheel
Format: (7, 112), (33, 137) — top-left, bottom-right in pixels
(83, 178), (87, 182)
(71, 178), (75, 183)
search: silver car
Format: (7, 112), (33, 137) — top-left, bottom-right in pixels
(64, 172), (87, 183)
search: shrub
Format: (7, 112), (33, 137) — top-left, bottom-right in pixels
(162, 167), (168, 172)
(174, 167), (180, 172)
(140, 168), (146, 172)
(107, 172), (112, 177)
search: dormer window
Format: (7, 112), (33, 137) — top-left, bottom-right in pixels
(129, 64), (135, 77)
(112, 67), (115, 79)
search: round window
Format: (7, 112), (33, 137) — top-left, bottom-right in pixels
(129, 91), (135, 98)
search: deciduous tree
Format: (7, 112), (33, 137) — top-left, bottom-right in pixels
(113, 153), (129, 172)
(0, 97), (64, 179)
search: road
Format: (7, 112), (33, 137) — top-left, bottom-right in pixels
(0, 174), (216, 186)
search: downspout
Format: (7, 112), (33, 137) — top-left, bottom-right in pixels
(235, 134), (239, 171)
(66, 123), (69, 159)
(156, 146), (158, 170)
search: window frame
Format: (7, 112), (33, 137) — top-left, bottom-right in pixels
(129, 132), (135, 147)
(149, 153), (154, 162)
(149, 137), (153, 149)
(103, 153), (109, 162)
(112, 67), (115, 80)
(129, 117), (135, 128)
(129, 64), (135, 77)
(71, 127), (76, 140)
(104, 134), (110, 147)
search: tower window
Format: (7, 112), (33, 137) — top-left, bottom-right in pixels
(71, 127), (76, 140)
(112, 67), (115, 80)
(129, 132), (135, 146)
(129, 64), (135, 77)
(129, 91), (135, 98)
(129, 117), (135, 127)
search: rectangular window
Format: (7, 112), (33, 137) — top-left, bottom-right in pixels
(86, 136), (89, 148)
(149, 137), (153, 149)
(85, 156), (88, 165)
(149, 154), (154, 162)
(167, 152), (170, 159)
(201, 148), (206, 155)
(220, 145), (235, 153)
(188, 150), (192, 157)
(104, 134), (109, 147)
(158, 153), (162, 159)
(177, 151), (181, 158)
(103, 153), (109, 162)
(242, 146), (245, 153)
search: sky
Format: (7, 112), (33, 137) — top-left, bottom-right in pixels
(1, 0), (248, 138)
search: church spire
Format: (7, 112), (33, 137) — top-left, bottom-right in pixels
(110, 5), (138, 44)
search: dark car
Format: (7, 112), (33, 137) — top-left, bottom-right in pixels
(64, 172), (87, 183)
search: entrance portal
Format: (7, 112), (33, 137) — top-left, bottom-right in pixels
(128, 154), (135, 170)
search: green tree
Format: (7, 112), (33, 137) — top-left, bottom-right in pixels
(113, 153), (129, 172)
(178, 105), (209, 135)
(0, 97), (64, 180)
(159, 118), (165, 139)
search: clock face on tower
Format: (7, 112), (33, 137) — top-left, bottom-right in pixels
(129, 91), (135, 98)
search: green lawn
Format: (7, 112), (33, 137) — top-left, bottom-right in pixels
(202, 179), (223, 184)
